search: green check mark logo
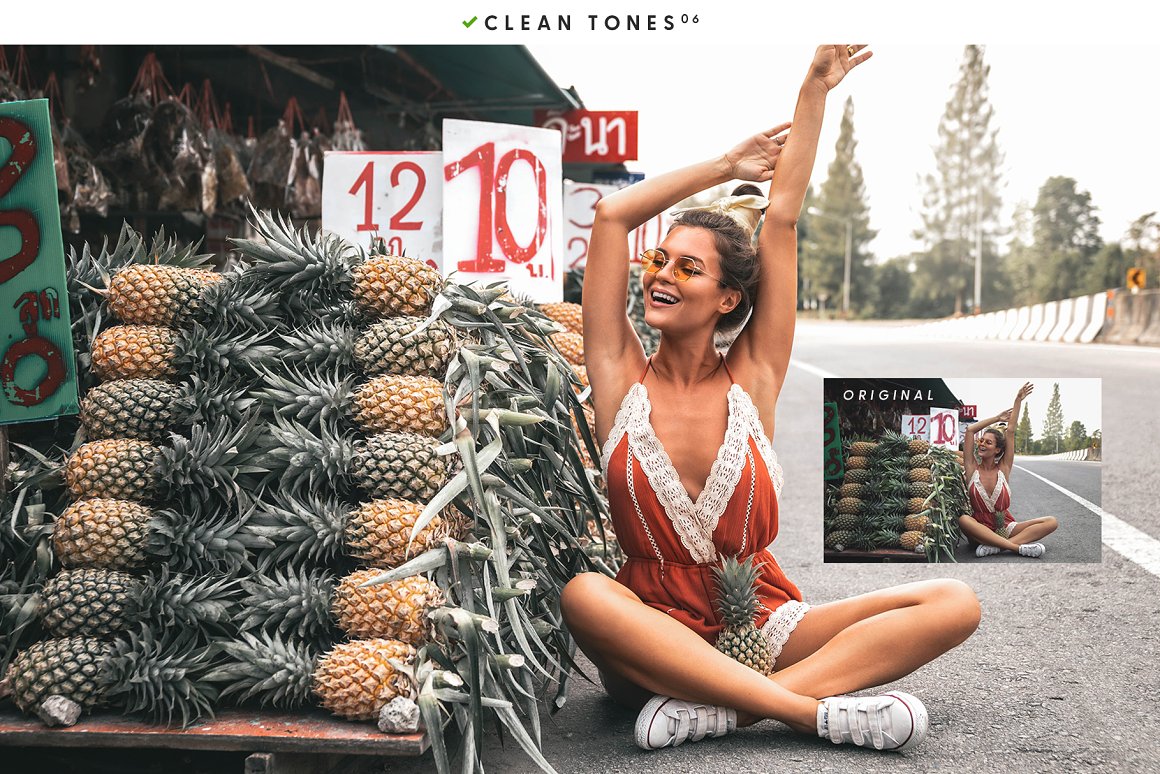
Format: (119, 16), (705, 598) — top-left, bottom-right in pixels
(463, 15), (478, 28)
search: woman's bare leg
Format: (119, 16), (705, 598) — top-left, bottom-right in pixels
(959, 515), (1023, 551)
(1008, 517), (1058, 545)
(561, 572), (818, 732)
(769, 579), (980, 704)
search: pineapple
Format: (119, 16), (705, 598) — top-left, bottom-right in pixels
(351, 432), (449, 502)
(106, 264), (224, 326)
(65, 439), (159, 501)
(908, 482), (933, 498)
(80, 375), (252, 442)
(907, 497), (927, 514)
(904, 514), (930, 533)
(843, 468), (872, 485)
(353, 375), (447, 436)
(908, 468), (933, 484)
(551, 331), (585, 366)
(331, 569), (443, 644)
(712, 556), (773, 675)
(838, 483), (866, 499)
(825, 530), (854, 551)
(909, 453), (933, 469)
(908, 438), (931, 455)
(53, 499), (152, 570)
(345, 498), (450, 569)
(351, 254), (442, 318)
(539, 301), (584, 335)
(354, 316), (456, 377)
(845, 456), (869, 470)
(837, 497), (864, 515)
(900, 530), (925, 552)
(313, 638), (417, 720)
(850, 441), (877, 456)
(572, 364), (589, 389)
(4, 629), (217, 726)
(91, 325), (179, 380)
(832, 512), (860, 532)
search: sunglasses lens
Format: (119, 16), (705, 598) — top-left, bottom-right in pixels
(642, 250), (664, 273)
(673, 258), (697, 282)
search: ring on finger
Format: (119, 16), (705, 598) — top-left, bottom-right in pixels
(846, 44), (857, 57)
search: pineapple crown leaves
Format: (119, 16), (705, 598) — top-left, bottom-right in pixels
(148, 499), (257, 575)
(175, 371), (259, 428)
(204, 630), (320, 709)
(237, 565), (336, 641)
(232, 206), (356, 298)
(277, 320), (357, 370)
(173, 322), (282, 378)
(242, 489), (350, 572)
(257, 415), (356, 497)
(157, 411), (268, 507)
(712, 554), (766, 626)
(106, 626), (219, 728)
(195, 270), (283, 332)
(253, 364), (356, 435)
(134, 566), (241, 639)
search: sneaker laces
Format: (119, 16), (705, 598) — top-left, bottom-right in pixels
(822, 696), (894, 749)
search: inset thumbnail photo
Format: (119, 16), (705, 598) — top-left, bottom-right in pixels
(823, 378), (1101, 563)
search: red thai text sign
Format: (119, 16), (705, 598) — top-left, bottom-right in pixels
(0, 99), (78, 424)
(536, 110), (638, 164)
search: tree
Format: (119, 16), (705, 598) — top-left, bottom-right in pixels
(1065, 420), (1088, 452)
(1042, 382), (1065, 454)
(865, 257), (914, 318)
(1024, 176), (1103, 301)
(913, 45), (1006, 316)
(1016, 403), (1033, 455)
(800, 97), (876, 316)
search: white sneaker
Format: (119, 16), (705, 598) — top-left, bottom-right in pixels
(975, 545), (1001, 557)
(817, 691), (928, 751)
(635, 695), (737, 750)
(1018, 543), (1046, 558)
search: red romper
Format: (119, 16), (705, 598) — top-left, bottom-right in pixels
(599, 357), (808, 665)
(967, 468), (1017, 533)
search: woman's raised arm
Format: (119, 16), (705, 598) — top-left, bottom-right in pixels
(731, 45), (872, 395)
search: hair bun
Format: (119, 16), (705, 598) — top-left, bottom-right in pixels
(731, 183), (765, 204)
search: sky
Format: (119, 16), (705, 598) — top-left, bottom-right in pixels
(528, 43), (1160, 262)
(941, 378), (1102, 435)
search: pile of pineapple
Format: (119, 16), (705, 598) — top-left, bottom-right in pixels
(825, 430), (962, 561)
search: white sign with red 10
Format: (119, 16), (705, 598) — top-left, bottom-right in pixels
(442, 119), (563, 302)
(321, 151), (443, 270)
(928, 407), (960, 450)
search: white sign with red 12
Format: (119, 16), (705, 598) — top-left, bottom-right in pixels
(901, 414), (929, 441)
(929, 407), (960, 449)
(321, 151), (443, 270)
(563, 181), (672, 271)
(442, 119), (563, 302)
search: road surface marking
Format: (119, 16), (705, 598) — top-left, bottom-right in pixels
(1016, 464), (1160, 577)
(790, 359), (836, 380)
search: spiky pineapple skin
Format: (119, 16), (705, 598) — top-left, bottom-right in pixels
(838, 483), (866, 499)
(53, 499), (152, 570)
(539, 302), (584, 335)
(352, 375), (446, 436)
(904, 514), (930, 533)
(907, 497), (927, 514)
(551, 331), (585, 366)
(850, 441), (878, 456)
(345, 499), (445, 568)
(908, 439), (931, 455)
(90, 325), (179, 381)
(825, 530), (855, 551)
(843, 468), (872, 485)
(837, 497), (864, 515)
(900, 530), (925, 551)
(312, 637), (416, 720)
(713, 557), (774, 675)
(845, 456), (869, 470)
(40, 569), (141, 637)
(66, 439), (160, 501)
(80, 378), (181, 441)
(107, 265), (223, 326)
(351, 255), (441, 318)
(5, 636), (114, 713)
(909, 454), (934, 469)
(908, 468), (933, 484)
(351, 432), (448, 502)
(331, 569), (442, 644)
(354, 316), (455, 377)
(908, 481), (933, 498)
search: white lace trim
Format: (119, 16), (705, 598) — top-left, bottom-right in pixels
(760, 600), (810, 667)
(969, 469), (1008, 513)
(599, 382), (784, 565)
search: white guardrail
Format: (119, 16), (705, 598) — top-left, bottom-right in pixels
(914, 291), (1111, 343)
(1030, 448), (1100, 461)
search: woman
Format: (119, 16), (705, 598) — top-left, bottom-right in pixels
(959, 382), (1059, 558)
(560, 45), (980, 754)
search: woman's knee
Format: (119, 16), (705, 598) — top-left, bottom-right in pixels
(1043, 516), (1059, 532)
(924, 579), (981, 639)
(561, 572), (620, 630)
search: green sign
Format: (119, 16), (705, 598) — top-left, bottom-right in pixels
(0, 99), (79, 425)
(823, 401), (843, 481)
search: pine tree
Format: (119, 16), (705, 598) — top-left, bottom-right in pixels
(1065, 420), (1088, 452)
(912, 46), (1006, 316)
(800, 97), (876, 317)
(1020, 176), (1103, 302)
(1016, 403), (1033, 455)
(1042, 382), (1065, 454)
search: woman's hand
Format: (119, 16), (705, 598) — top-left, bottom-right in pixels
(808, 44), (872, 92)
(723, 123), (792, 182)
(1016, 382), (1034, 402)
(998, 409), (1013, 423)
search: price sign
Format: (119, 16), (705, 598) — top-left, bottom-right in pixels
(901, 414), (929, 440)
(442, 119), (563, 302)
(321, 151), (443, 269)
(929, 407), (960, 449)
(0, 99), (78, 425)
(535, 110), (638, 164)
(960, 405), (977, 420)
(823, 402), (844, 481)
(563, 181), (672, 271)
